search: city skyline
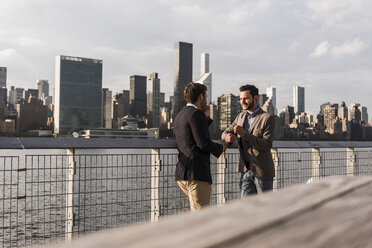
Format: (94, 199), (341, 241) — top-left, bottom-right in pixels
(0, 0), (371, 117)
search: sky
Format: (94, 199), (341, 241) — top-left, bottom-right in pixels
(0, 0), (371, 118)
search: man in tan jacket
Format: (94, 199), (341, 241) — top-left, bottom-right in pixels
(222, 84), (275, 197)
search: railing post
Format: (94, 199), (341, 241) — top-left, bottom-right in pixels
(312, 148), (321, 181)
(346, 147), (356, 176)
(65, 149), (75, 245)
(151, 149), (161, 221)
(271, 148), (279, 191)
(217, 152), (227, 205)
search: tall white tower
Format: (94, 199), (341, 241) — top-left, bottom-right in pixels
(197, 53), (212, 104)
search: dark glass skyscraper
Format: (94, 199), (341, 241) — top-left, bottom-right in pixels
(54, 55), (102, 135)
(147, 72), (160, 128)
(172, 41), (193, 120)
(293, 86), (305, 115)
(130, 75), (147, 117)
(0, 67), (6, 88)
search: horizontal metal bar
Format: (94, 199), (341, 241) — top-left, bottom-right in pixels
(1, 137), (372, 149)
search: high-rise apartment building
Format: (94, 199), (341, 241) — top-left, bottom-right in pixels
(54, 55), (102, 135)
(17, 98), (48, 131)
(338, 101), (348, 120)
(9, 87), (25, 106)
(262, 98), (275, 116)
(280, 105), (295, 125)
(0, 88), (6, 104)
(258, 94), (268, 108)
(320, 102), (331, 115)
(0, 67), (6, 88)
(217, 93), (241, 131)
(293, 86), (305, 115)
(147, 72), (160, 128)
(172, 41), (193, 120)
(160, 92), (165, 108)
(112, 90), (130, 118)
(37, 79), (49, 98)
(266, 87), (277, 115)
(196, 53), (212, 104)
(23, 89), (38, 101)
(102, 88), (112, 129)
(130, 75), (147, 117)
(324, 104), (338, 130)
(349, 103), (361, 122)
(8, 86), (16, 106)
(359, 105), (368, 123)
(0, 67), (7, 104)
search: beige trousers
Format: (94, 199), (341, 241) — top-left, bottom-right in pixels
(177, 180), (212, 211)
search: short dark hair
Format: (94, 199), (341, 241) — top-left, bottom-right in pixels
(184, 82), (207, 104)
(239, 84), (259, 97)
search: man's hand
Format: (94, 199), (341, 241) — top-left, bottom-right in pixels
(234, 125), (245, 137)
(225, 133), (236, 143)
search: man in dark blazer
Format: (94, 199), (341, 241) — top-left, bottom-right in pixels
(174, 82), (226, 211)
(222, 84), (275, 197)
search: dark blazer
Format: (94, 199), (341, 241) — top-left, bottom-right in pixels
(221, 108), (275, 179)
(174, 106), (224, 184)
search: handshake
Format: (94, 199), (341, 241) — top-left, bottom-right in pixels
(225, 125), (245, 144)
(225, 130), (236, 143)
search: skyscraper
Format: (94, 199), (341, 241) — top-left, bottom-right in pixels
(0, 67), (6, 104)
(23, 89), (38, 101)
(0, 67), (6, 88)
(258, 94), (268, 108)
(160, 92), (165, 108)
(338, 101), (348, 120)
(0, 88), (6, 104)
(113, 90), (130, 118)
(266, 87), (277, 115)
(293, 86), (305, 115)
(359, 105), (368, 123)
(172, 41), (192, 120)
(37, 79), (49, 98)
(349, 103), (361, 122)
(217, 93), (241, 131)
(147, 72), (160, 128)
(196, 53), (212, 104)
(102, 88), (112, 129)
(15, 88), (24, 103)
(8, 86), (16, 106)
(130, 75), (147, 117)
(54, 55), (102, 135)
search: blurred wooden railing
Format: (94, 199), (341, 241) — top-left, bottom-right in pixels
(44, 176), (372, 248)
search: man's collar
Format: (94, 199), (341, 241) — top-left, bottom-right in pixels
(246, 106), (260, 117)
(186, 103), (198, 109)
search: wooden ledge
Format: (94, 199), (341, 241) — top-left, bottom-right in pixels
(47, 176), (372, 248)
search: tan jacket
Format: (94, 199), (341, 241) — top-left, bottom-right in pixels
(221, 108), (275, 179)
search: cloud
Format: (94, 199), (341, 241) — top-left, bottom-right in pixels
(227, 0), (272, 23)
(306, 0), (364, 25)
(0, 48), (38, 86)
(310, 41), (330, 57)
(330, 38), (365, 59)
(310, 39), (365, 59)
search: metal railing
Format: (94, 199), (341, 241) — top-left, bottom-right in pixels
(1, 138), (372, 247)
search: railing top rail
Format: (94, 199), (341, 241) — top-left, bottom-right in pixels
(1, 137), (372, 149)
